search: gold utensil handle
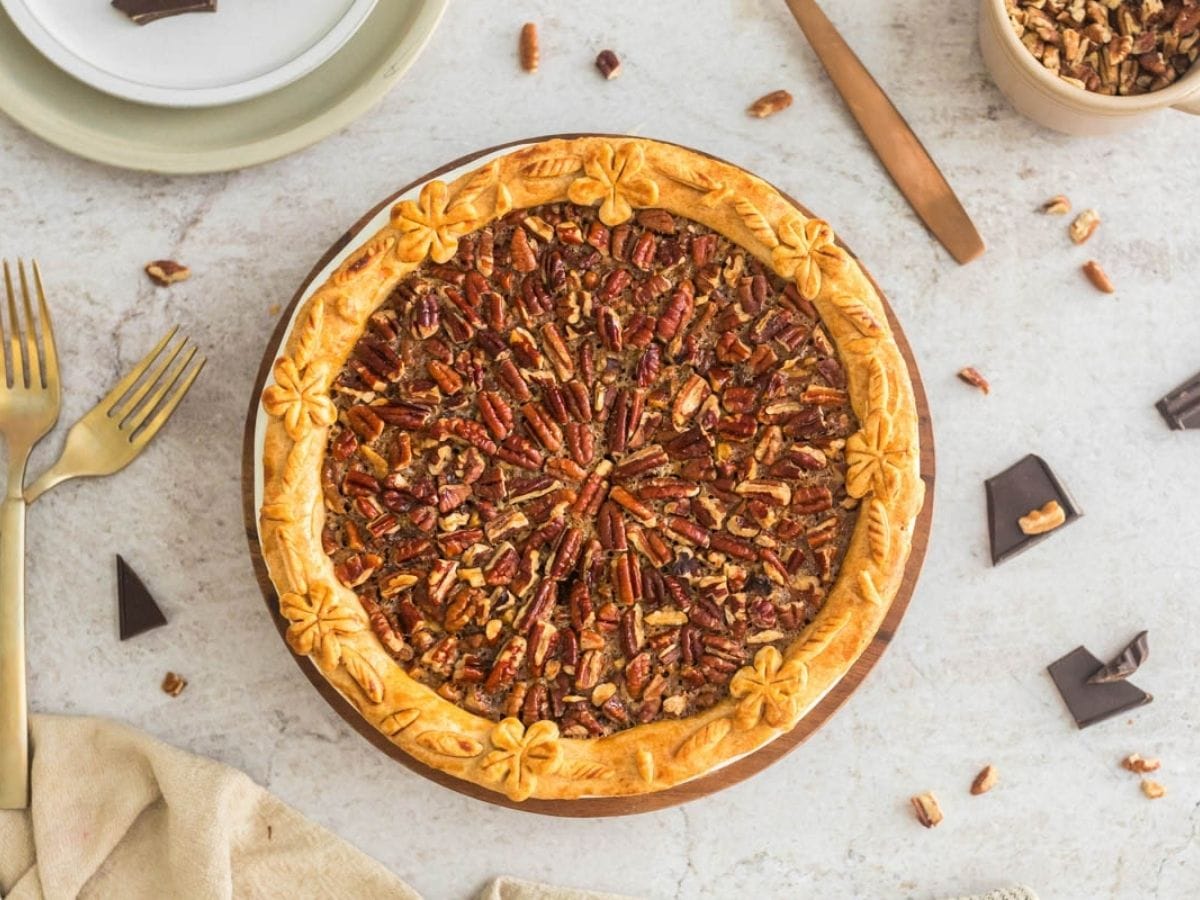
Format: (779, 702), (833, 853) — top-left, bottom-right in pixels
(0, 495), (29, 808)
(783, 0), (985, 264)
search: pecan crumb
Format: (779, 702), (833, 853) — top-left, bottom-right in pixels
(145, 259), (190, 286)
(1141, 779), (1166, 799)
(971, 764), (999, 795)
(1041, 195), (1071, 215)
(519, 22), (539, 72)
(1018, 500), (1066, 535)
(910, 791), (944, 828)
(1122, 753), (1161, 774)
(1069, 209), (1101, 244)
(595, 49), (621, 79)
(1083, 260), (1115, 294)
(161, 671), (187, 697)
(957, 366), (990, 395)
(748, 89), (793, 118)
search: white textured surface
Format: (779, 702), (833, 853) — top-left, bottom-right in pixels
(1, 1), (1197, 898)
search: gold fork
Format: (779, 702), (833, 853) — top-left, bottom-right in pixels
(0, 260), (60, 809)
(24, 326), (206, 504)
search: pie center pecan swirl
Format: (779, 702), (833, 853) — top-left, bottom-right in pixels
(319, 201), (860, 739)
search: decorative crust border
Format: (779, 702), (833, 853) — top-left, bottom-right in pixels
(258, 137), (924, 801)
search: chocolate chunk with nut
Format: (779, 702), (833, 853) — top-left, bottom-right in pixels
(985, 454), (1081, 565)
(1088, 630), (1149, 684)
(1048, 645), (1151, 729)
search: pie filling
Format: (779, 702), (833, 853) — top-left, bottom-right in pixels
(320, 202), (860, 738)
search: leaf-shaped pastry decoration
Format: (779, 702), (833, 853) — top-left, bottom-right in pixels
(674, 718), (731, 763)
(792, 610), (853, 663)
(260, 502), (296, 525)
(733, 198), (780, 249)
(867, 499), (890, 565)
(560, 760), (615, 781)
(520, 156), (584, 178)
(867, 356), (890, 418)
(276, 529), (307, 593)
(858, 570), (884, 607)
(291, 295), (324, 372)
(333, 235), (396, 286)
(415, 730), (484, 758)
(845, 411), (907, 501)
(832, 293), (882, 337)
(658, 162), (731, 206)
(451, 160), (500, 213)
(636, 749), (656, 784)
(494, 183), (513, 217)
(380, 708), (421, 736)
(843, 337), (879, 357)
(280, 432), (317, 494)
(342, 645), (385, 703)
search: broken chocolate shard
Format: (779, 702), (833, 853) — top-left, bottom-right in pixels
(117, 555), (167, 640)
(1156, 371), (1200, 430)
(1088, 630), (1150, 684)
(985, 454), (1081, 565)
(1048, 646), (1152, 729)
(112, 0), (217, 26)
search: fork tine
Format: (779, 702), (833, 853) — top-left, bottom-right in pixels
(3, 261), (20, 387)
(124, 344), (197, 434)
(17, 261), (41, 388)
(0, 262), (10, 386)
(103, 326), (179, 416)
(131, 355), (205, 448)
(113, 336), (188, 424)
(30, 261), (57, 391)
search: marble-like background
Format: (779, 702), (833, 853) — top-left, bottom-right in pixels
(1, 1), (1197, 897)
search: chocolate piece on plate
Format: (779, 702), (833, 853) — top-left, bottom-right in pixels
(112, 0), (217, 25)
(117, 555), (167, 639)
(1088, 630), (1150, 684)
(985, 454), (1081, 565)
(1048, 646), (1152, 729)
(1156, 371), (1200, 430)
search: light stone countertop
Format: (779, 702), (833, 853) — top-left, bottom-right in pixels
(2, 1), (1198, 898)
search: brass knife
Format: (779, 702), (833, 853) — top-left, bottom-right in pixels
(782, 0), (985, 264)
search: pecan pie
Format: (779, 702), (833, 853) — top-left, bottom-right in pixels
(260, 137), (924, 801)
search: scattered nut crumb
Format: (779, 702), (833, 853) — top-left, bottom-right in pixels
(957, 366), (990, 395)
(910, 791), (944, 828)
(484, 619), (502, 641)
(1041, 195), (1071, 215)
(145, 260), (190, 286)
(161, 671), (187, 697)
(1122, 753), (1161, 774)
(267, 303), (281, 316)
(595, 49), (621, 79)
(748, 89), (793, 118)
(1083, 260), (1115, 294)
(519, 22), (539, 72)
(1069, 208), (1101, 244)
(1141, 779), (1166, 799)
(971, 764), (999, 795)
(1018, 500), (1066, 535)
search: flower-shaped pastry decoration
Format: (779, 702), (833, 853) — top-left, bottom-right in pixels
(279, 583), (364, 670)
(262, 358), (336, 441)
(729, 646), (807, 730)
(567, 142), (659, 226)
(845, 410), (908, 500)
(482, 718), (563, 801)
(393, 180), (478, 264)
(772, 217), (844, 301)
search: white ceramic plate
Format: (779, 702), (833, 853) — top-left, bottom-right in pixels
(0, 0), (445, 173)
(2, 0), (378, 108)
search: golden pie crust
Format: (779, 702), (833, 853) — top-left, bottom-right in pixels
(259, 137), (924, 801)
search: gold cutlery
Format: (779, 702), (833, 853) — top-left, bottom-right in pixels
(782, 0), (986, 264)
(0, 260), (60, 809)
(24, 326), (205, 503)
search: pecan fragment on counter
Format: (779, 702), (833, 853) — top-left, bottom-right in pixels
(970, 764), (999, 795)
(519, 22), (539, 72)
(957, 366), (990, 394)
(911, 792), (944, 828)
(1069, 208), (1100, 244)
(145, 259), (190, 286)
(1141, 779), (1166, 799)
(1122, 753), (1161, 774)
(161, 671), (187, 697)
(1041, 194), (1071, 215)
(747, 89), (793, 118)
(595, 49), (621, 79)
(1082, 260), (1115, 294)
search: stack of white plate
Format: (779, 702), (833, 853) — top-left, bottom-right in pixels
(0, 0), (446, 173)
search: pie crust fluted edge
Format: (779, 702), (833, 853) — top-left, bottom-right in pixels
(258, 137), (924, 801)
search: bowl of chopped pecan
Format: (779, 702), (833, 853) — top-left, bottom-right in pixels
(981, 0), (1200, 134)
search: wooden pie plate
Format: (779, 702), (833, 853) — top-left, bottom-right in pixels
(241, 135), (936, 817)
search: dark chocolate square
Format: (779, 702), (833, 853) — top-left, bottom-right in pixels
(1048, 646), (1152, 729)
(985, 454), (1081, 565)
(1156, 371), (1200, 430)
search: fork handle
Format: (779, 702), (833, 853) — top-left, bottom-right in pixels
(0, 496), (28, 808)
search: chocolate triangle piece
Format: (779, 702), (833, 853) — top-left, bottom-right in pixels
(117, 555), (167, 640)
(112, 0), (217, 26)
(1048, 646), (1152, 729)
(1088, 630), (1150, 684)
(1156, 371), (1200, 430)
(985, 454), (1082, 565)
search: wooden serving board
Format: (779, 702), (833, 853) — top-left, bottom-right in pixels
(240, 135), (936, 817)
